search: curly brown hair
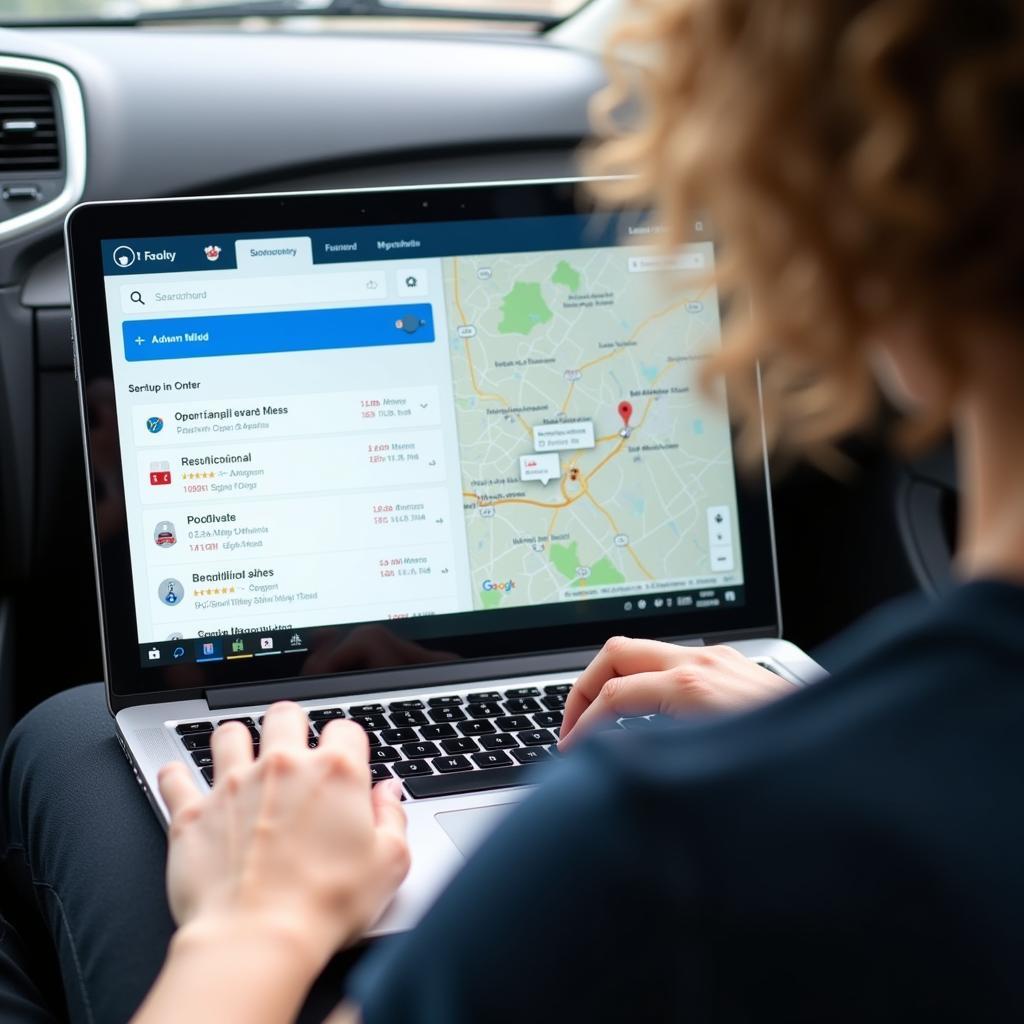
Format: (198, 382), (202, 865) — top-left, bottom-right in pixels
(587, 0), (1024, 463)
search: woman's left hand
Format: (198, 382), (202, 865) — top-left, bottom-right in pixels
(157, 701), (409, 969)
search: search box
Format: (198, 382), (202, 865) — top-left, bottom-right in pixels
(120, 270), (388, 315)
(628, 251), (707, 273)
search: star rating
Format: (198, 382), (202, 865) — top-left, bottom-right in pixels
(183, 471), (216, 480)
(192, 586), (237, 597)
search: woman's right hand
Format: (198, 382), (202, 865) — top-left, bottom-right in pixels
(560, 637), (794, 747)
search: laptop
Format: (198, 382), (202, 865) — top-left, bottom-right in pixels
(65, 177), (825, 934)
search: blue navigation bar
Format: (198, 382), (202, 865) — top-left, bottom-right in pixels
(123, 303), (434, 362)
(103, 213), (651, 276)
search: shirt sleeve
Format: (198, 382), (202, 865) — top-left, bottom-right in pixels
(348, 739), (706, 1023)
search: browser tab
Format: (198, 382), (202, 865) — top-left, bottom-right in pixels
(235, 236), (312, 272)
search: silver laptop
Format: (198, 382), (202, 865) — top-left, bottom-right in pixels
(65, 178), (824, 934)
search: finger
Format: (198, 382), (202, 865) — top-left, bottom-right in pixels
(371, 779), (408, 841)
(317, 718), (371, 783)
(158, 760), (201, 818)
(211, 720), (254, 776)
(259, 701), (309, 755)
(562, 637), (686, 738)
(560, 671), (675, 747)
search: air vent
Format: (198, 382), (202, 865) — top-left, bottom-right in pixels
(0, 74), (59, 173)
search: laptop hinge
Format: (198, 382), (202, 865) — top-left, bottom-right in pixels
(203, 648), (599, 711)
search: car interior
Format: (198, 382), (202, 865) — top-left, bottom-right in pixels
(0, 0), (959, 1001)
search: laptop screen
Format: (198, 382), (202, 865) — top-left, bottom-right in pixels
(103, 214), (743, 668)
(70, 184), (777, 702)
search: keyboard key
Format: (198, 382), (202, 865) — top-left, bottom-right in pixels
(404, 763), (542, 799)
(191, 750), (214, 767)
(394, 759), (432, 778)
(381, 727), (418, 744)
(619, 716), (655, 729)
(442, 737), (479, 755)
(201, 766), (215, 786)
(459, 719), (496, 737)
(479, 733), (520, 750)
(365, 731), (381, 748)
(544, 683), (572, 695)
(218, 717), (255, 727)
(503, 697), (540, 714)
(349, 703), (385, 715)
(370, 746), (401, 764)
(307, 735), (319, 749)
(541, 694), (567, 710)
(369, 763), (393, 782)
(466, 691), (501, 703)
(466, 702), (503, 719)
(388, 699), (425, 711)
(351, 713), (388, 731)
(511, 746), (551, 765)
(432, 754), (472, 773)
(534, 711), (563, 729)
(309, 707), (345, 721)
(176, 721), (213, 735)
(495, 715), (532, 733)
(401, 741), (440, 759)
(420, 723), (457, 740)
(388, 710), (428, 728)
(473, 750), (513, 769)
(518, 729), (555, 746)
(505, 687), (541, 697)
(182, 733), (213, 751)
(429, 707), (467, 724)
(428, 696), (463, 708)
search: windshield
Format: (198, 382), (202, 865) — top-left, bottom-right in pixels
(2, 0), (581, 24)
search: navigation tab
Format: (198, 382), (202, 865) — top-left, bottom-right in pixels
(235, 236), (312, 273)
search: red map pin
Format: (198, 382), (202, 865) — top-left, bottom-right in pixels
(618, 401), (633, 427)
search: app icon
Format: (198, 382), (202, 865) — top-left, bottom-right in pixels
(158, 578), (184, 606)
(289, 633), (302, 647)
(260, 637), (274, 650)
(153, 520), (177, 547)
(195, 638), (223, 662)
(147, 647), (160, 661)
(204, 244), (222, 262)
(172, 646), (186, 660)
(146, 416), (164, 434)
(231, 638), (245, 654)
(112, 245), (136, 268)
(149, 461), (172, 486)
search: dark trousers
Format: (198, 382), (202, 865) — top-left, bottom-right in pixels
(0, 684), (371, 1023)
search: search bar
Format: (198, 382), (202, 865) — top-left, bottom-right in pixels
(120, 270), (388, 315)
(627, 251), (707, 273)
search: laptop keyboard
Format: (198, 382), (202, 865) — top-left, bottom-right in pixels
(173, 683), (583, 799)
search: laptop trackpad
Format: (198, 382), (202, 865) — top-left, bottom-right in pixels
(435, 803), (516, 858)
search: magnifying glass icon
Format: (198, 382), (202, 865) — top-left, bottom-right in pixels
(130, 290), (145, 305)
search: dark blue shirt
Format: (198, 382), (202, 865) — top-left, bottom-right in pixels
(352, 581), (1024, 1022)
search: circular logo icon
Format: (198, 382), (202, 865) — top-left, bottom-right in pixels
(146, 416), (164, 434)
(158, 578), (184, 606)
(112, 245), (136, 268)
(153, 521), (177, 547)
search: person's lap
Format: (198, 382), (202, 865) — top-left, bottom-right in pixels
(0, 684), (370, 1024)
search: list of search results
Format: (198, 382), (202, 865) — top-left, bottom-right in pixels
(139, 384), (464, 629)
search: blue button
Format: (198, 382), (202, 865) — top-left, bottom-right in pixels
(123, 303), (434, 362)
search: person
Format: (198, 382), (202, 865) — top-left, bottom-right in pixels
(5, 0), (1024, 1019)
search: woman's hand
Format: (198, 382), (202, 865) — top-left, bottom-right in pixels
(560, 637), (794, 747)
(157, 701), (409, 970)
